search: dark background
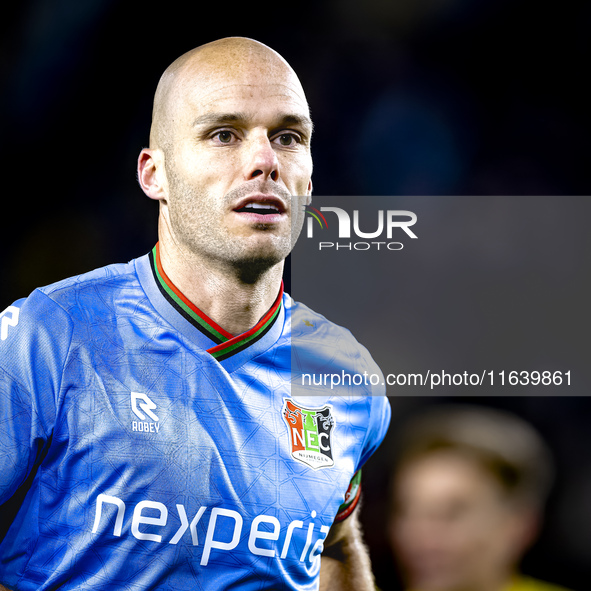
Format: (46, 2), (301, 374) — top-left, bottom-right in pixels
(291, 196), (591, 590)
(2, 1), (590, 589)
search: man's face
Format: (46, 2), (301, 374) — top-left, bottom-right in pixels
(389, 452), (528, 591)
(159, 56), (313, 270)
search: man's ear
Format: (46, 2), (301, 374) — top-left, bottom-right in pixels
(137, 148), (168, 201)
(305, 179), (313, 206)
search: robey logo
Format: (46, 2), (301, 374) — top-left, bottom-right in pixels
(131, 392), (160, 433)
(91, 493), (330, 568)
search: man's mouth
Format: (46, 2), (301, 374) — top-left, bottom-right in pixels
(232, 195), (287, 218)
(234, 203), (282, 215)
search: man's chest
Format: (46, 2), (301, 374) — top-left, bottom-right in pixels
(44, 344), (362, 551)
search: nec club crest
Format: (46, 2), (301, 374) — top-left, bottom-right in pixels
(282, 399), (335, 469)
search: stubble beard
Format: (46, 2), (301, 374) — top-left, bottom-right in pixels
(166, 166), (303, 281)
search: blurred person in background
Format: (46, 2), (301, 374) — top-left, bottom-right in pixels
(388, 405), (572, 591)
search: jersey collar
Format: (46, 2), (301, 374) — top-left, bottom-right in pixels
(144, 244), (283, 362)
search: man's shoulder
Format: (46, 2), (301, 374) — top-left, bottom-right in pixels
(37, 258), (140, 305)
(1, 257), (145, 345)
(12, 258), (142, 317)
(285, 294), (384, 378)
(285, 295), (356, 341)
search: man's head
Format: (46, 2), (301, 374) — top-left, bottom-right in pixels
(138, 37), (313, 275)
(388, 405), (554, 591)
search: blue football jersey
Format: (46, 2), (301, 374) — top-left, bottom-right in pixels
(0, 246), (391, 590)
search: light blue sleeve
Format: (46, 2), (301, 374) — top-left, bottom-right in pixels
(355, 348), (391, 471)
(0, 291), (72, 504)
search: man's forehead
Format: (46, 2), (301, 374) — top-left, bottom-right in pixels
(150, 38), (310, 147)
(179, 58), (307, 103)
(186, 81), (309, 113)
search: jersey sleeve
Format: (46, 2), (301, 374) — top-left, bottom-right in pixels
(333, 393), (390, 522)
(0, 291), (73, 505)
(336, 352), (391, 521)
(356, 340), (391, 470)
(334, 468), (362, 522)
(358, 392), (391, 470)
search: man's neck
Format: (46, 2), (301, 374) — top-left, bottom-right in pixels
(158, 240), (284, 337)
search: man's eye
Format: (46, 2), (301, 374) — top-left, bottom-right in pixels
(275, 133), (299, 147)
(214, 130), (234, 143)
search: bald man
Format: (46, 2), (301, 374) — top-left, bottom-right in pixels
(0, 38), (391, 590)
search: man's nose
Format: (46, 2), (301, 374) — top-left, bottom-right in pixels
(244, 132), (279, 182)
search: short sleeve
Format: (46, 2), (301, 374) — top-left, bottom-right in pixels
(334, 468), (362, 522)
(335, 381), (391, 522)
(357, 393), (391, 471)
(0, 291), (72, 504)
